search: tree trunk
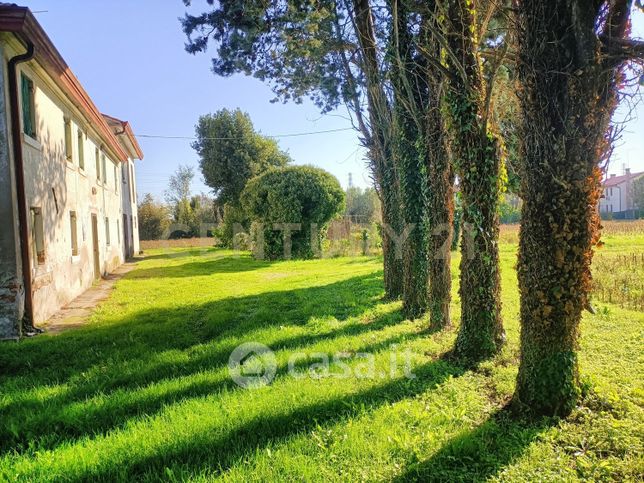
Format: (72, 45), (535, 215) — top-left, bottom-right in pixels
(425, 7), (453, 329)
(445, 0), (504, 361)
(427, 127), (453, 329)
(352, 0), (404, 300)
(377, 148), (405, 300)
(390, 1), (430, 317)
(513, 0), (627, 416)
(394, 115), (429, 317)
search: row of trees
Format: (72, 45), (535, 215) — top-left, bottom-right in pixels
(138, 166), (218, 241)
(140, 107), (355, 244)
(182, 1), (643, 416)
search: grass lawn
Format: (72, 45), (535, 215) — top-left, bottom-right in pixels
(0, 236), (642, 481)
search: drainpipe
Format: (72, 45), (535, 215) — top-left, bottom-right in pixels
(7, 41), (35, 330)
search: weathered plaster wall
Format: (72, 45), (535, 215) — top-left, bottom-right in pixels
(120, 158), (140, 258)
(0, 43), (23, 339)
(1, 36), (129, 326)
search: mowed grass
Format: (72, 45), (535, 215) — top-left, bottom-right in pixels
(0, 234), (642, 481)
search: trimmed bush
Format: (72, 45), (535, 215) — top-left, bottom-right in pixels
(241, 166), (345, 259)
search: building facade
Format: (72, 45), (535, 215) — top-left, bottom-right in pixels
(599, 169), (644, 219)
(0, 5), (143, 339)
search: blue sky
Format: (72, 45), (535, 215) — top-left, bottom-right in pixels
(24, 1), (644, 200)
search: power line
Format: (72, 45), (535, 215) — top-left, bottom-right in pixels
(136, 127), (355, 141)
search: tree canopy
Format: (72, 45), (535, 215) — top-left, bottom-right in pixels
(138, 194), (170, 241)
(241, 165), (345, 259)
(192, 108), (291, 205)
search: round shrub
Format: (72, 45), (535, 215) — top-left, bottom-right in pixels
(241, 165), (345, 259)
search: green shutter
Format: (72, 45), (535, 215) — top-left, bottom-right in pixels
(21, 74), (35, 137)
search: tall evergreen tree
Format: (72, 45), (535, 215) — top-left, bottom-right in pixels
(193, 109), (291, 206)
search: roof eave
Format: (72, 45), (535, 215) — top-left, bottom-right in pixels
(0, 5), (129, 162)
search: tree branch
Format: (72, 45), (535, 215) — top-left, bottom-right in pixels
(601, 36), (644, 61)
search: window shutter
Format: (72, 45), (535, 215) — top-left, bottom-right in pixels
(21, 74), (35, 138)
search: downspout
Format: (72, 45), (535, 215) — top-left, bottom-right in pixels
(7, 41), (35, 330)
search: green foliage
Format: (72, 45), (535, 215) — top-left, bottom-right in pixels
(182, 0), (365, 114)
(170, 199), (198, 238)
(216, 203), (250, 248)
(137, 194), (170, 240)
(192, 109), (291, 205)
(163, 166), (220, 238)
(344, 186), (380, 223)
(499, 194), (521, 224)
(241, 165), (345, 259)
(444, 0), (505, 362)
(165, 165), (194, 207)
(190, 195), (219, 237)
(181, 0), (405, 299)
(164, 165), (196, 237)
(393, 116), (430, 318)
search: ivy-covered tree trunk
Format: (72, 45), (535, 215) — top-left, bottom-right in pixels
(390, 1), (430, 317)
(513, 0), (631, 416)
(426, 120), (453, 328)
(376, 148), (405, 300)
(393, 114), (429, 317)
(445, 0), (504, 360)
(425, 8), (453, 329)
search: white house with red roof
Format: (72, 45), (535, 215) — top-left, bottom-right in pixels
(599, 168), (644, 218)
(0, 5), (143, 338)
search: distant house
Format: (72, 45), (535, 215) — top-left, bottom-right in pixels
(0, 5), (143, 339)
(599, 169), (644, 219)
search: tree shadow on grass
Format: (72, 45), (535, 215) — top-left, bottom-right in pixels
(0, 269), (408, 454)
(68, 357), (467, 481)
(0, 316), (417, 457)
(128, 253), (275, 278)
(134, 247), (220, 262)
(0, 271), (387, 382)
(393, 407), (555, 482)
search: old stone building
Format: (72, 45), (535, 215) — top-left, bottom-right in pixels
(0, 5), (143, 339)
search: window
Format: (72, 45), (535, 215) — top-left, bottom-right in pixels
(105, 217), (110, 245)
(134, 216), (137, 229)
(95, 147), (101, 181)
(114, 163), (118, 193)
(130, 164), (135, 202)
(64, 118), (73, 162)
(30, 207), (45, 264)
(70, 211), (78, 256)
(77, 130), (85, 170)
(21, 74), (36, 138)
(101, 154), (107, 184)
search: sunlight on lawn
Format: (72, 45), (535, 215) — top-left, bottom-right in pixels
(0, 240), (642, 481)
